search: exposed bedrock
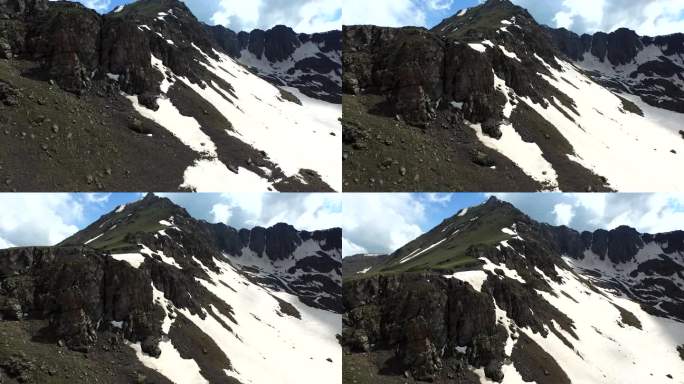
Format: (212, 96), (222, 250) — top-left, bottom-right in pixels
(343, 273), (507, 381)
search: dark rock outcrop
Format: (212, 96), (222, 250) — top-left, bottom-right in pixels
(0, 246), (163, 353)
(547, 224), (650, 264)
(2, 0), (340, 104)
(547, 25), (684, 113)
(548, 27), (645, 66)
(343, 0), (576, 128)
(208, 23), (342, 103)
(57, 194), (343, 313)
(24, 2), (102, 93)
(511, 333), (571, 384)
(343, 273), (507, 381)
(0, 193), (342, 384)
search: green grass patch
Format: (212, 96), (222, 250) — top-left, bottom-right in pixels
(380, 207), (516, 273)
(86, 205), (175, 253)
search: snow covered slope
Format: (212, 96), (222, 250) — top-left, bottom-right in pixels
(342, 197), (684, 383)
(0, 0), (340, 192)
(514, 55), (684, 191)
(0, 194), (342, 384)
(443, 6), (684, 192)
(206, 25), (342, 104)
(110, 1), (341, 191)
(343, 0), (684, 192)
(548, 27), (684, 114)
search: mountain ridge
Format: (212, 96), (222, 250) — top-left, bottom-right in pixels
(1, 0), (342, 191)
(342, 0), (684, 192)
(346, 196), (683, 277)
(0, 193), (342, 383)
(342, 196), (684, 383)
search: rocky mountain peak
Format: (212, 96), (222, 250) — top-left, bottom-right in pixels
(110, 0), (191, 17)
(343, 205), (684, 383)
(0, 196), (342, 382)
(481, 195), (509, 209)
(431, 0), (533, 39)
(465, 196), (526, 222)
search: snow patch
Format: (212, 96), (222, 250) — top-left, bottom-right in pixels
(186, 48), (341, 190)
(400, 238), (447, 264)
(470, 73), (559, 190)
(523, 57), (684, 191)
(469, 43), (488, 53)
(110, 253), (146, 268)
(181, 159), (274, 192)
(444, 269), (488, 292)
(84, 233), (103, 245)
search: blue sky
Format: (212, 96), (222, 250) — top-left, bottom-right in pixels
(424, 0), (479, 27)
(0, 193), (341, 248)
(0, 192), (682, 256)
(342, 193), (684, 256)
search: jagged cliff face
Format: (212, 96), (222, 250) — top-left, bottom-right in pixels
(342, 0), (684, 193)
(207, 24), (341, 104)
(0, 0), (341, 192)
(342, 197), (684, 383)
(0, 194), (342, 384)
(547, 27), (684, 113)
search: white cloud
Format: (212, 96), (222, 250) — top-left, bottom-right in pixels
(292, 0), (343, 34)
(428, 0), (455, 10)
(188, 0), (341, 33)
(342, 237), (367, 256)
(492, 193), (684, 234)
(343, 0), (426, 27)
(211, 203), (232, 223)
(0, 194), (83, 247)
(425, 193), (452, 205)
(209, 0), (262, 30)
(514, 0), (684, 35)
(553, 203), (575, 226)
(342, 194), (425, 256)
(162, 193), (341, 232)
(84, 192), (111, 204)
(83, 0), (110, 11)
(0, 237), (14, 249)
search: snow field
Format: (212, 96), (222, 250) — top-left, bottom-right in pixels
(191, 48), (341, 190)
(187, 257), (341, 384)
(126, 39), (342, 190)
(522, 57), (684, 191)
(125, 55), (273, 191)
(470, 73), (559, 190)
(526, 265), (684, 384)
